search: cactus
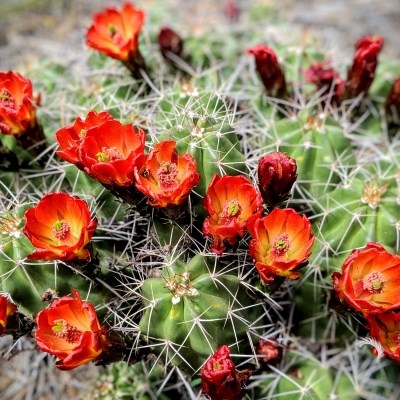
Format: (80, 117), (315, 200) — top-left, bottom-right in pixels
(1, 1), (400, 400)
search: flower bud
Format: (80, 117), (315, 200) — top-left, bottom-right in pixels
(257, 152), (297, 207)
(201, 345), (250, 400)
(158, 27), (183, 62)
(385, 77), (400, 126)
(223, 0), (240, 22)
(248, 45), (286, 98)
(256, 339), (283, 366)
(344, 35), (383, 99)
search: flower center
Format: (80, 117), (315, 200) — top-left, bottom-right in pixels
(221, 199), (242, 219)
(51, 319), (81, 344)
(79, 128), (87, 138)
(156, 162), (178, 187)
(52, 220), (70, 240)
(272, 233), (291, 257)
(213, 362), (222, 370)
(108, 24), (117, 37)
(0, 89), (16, 109)
(96, 147), (122, 162)
(362, 271), (386, 294)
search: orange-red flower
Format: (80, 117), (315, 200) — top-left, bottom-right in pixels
(344, 36), (383, 98)
(202, 174), (262, 254)
(201, 345), (250, 400)
(332, 242), (400, 315)
(366, 311), (400, 363)
(0, 71), (40, 136)
(56, 110), (113, 167)
(35, 290), (107, 370)
(248, 208), (314, 283)
(23, 192), (97, 262)
(134, 140), (200, 208)
(79, 120), (146, 187)
(0, 295), (17, 335)
(86, 3), (144, 63)
(248, 45), (286, 97)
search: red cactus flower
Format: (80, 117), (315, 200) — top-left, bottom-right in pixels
(248, 208), (315, 283)
(257, 152), (297, 207)
(202, 174), (262, 255)
(201, 345), (250, 400)
(158, 27), (184, 61)
(385, 77), (400, 125)
(79, 120), (146, 187)
(35, 290), (107, 370)
(134, 140), (199, 208)
(367, 311), (400, 363)
(344, 35), (383, 98)
(56, 110), (113, 167)
(0, 71), (40, 136)
(332, 242), (400, 315)
(0, 295), (17, 335)
(248, 45), (286, 97)
(23, 192), (97, 262)
(304, 61), (345, 103)
(86, 2), (144, 63)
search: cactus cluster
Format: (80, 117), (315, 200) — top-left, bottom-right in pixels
(0, 1), (399, 399)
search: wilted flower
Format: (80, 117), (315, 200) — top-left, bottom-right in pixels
(158, 27), (184, 61)
(248, 45), (286, 97)
(0, 295), (17, 335)
(257, 152), (297, 207)
(23, 192), (97, 262)
(56, 110), (113, 167)
(134, 140), (199, 208)
(79, 120), (146, 188)
(0, 71), (40, 136)
(202, 174), (262, 254)
(248, 208), (314, 283)
(332, 242), (400, 315)
(86, 2), (145, 77)
(367, 311), (400, 363)
(35, 290), (107, 370)
(304, 61), (345, 104)
(201, 345), (250, 400)
(344, 35), (383, 99)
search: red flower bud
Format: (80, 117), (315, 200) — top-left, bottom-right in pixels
(134, 140), (200, 208)
(332, 242), (400, 315)
(223, 0), (241, 22)
(304, 62), (345, 104)
(158, 27), (184, 61)
(257, 152), (297, 207)
(256, 339), (283, 366)
(248, 208), (314, 283)
(201, 345), (250, 400)
(248, 45), (286, 98)
(23, 192), (97, 262)
(344, 35), (383, 99)
(0, 295), (17, 336)
(0, 71), (40, 136)
(385, 77), (400, 125)
(202, 174), (262, 254)
(35, 290), (107, 370)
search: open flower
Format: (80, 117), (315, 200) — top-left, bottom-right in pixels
(23, 192), (97, 262)
(202, 174), (262, 254)
(367, 311), (400, 363)
(201, 345), (250, 400)
(344, 35), (383, 98)
(86, 3), (145, 76)
(257, 152), (297, 207)
(248, 45), (286, 97)
(0, 295), (17, 335)
(56, 110), (113, 167)
(35, 290), (107, 370)
(248, 208), (314, 283)
(0, 71), (40, 136)
(332, 242), (400, 315)
(134, 140), (199, 208)
(79, 120), (146, 187)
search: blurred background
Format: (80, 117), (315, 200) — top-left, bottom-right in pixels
(0, 0), (399, 70)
